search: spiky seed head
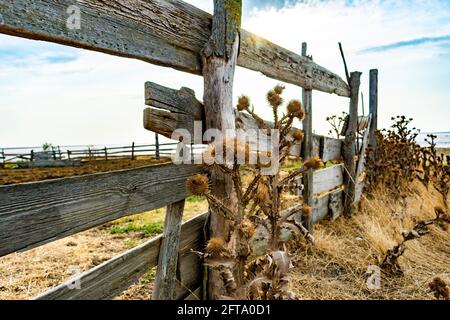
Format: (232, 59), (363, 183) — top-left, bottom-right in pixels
(267, 90), (283, 108)
(274, 84), (285, 95)
(302, 205), (313, 216)
(287, 100), (304, 119)
(237, 95), (250, 111)
(206, 237), (225, 255)
(241, 219), (255, 238)
(292, 129), (304, 141)
(304, 156), (322, 170)
(256, 183), (269, 202)
(186, 174), (209, 196)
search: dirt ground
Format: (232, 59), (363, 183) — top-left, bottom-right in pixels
(0, 156), (170, 185)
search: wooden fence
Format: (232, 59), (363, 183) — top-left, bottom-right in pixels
(0, 140), (182, 165)
(0, 0), (378, 300)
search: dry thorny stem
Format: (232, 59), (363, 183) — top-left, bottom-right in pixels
(379, 206), (450, 276)
(186, 85), (322, 300)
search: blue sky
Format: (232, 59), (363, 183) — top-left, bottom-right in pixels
(1, 0), (450, 147)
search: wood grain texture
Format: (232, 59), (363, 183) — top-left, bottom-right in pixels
(301, 43), (314, 233)
(343, 72), (362, 217)
(369, 69), (378, 148)
(145, 82), (203, 120)
(0, 0), (349, 96)
(34, 213), (207, 300)
(312, 189), (343, 224)
(202, 0), (241, 300)
(320, 136), (342, 162)
(143, 108), (195, 141)
(313, 164), (344, 195)
(356, 114), (372, 179)
(152, 200), (185, 300)
(0, 163), (201, 257)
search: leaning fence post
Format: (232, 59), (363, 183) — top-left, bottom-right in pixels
(131, 142), (135, 160)
(343, 72), (362, 217)
(369, 69), (378, 148)
(152, 199), (185, 300)
(202, 0), (242, 299)
(155, 133), (160, 160)
(301, 42), (314, 233)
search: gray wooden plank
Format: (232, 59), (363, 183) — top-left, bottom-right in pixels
(0, 163), (202, 257)
(301, 42), (314, 233)
(152, 199), (185, 300)
(34, 212), (207, 300)
(313, 164), (344, 195)
(0, 0), (349, 96)
(343, 72), (362, 217)
(143, 108), (196, 142)
(145, 82), (203, 120)
(356, 114), (372, 179)
(369, 69), (378, 148)
(320, 136), (342, 162)
(312, 189), (344, 224)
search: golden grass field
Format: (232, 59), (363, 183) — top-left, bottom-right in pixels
(0, 159), (449, 300)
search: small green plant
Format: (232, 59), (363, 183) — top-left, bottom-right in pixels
(42, 142), (53, 151)
(110, 221), (163, 236)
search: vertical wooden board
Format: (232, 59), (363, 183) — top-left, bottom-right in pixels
(320, 136), (342, 162)
(343, 72), (362, 216)
(312, 134), (321, 157)
(369, 69), (378, 148)
(329, 190), (344, 220)
(312, 193), (329, 224)
(153, 200), (186, 300)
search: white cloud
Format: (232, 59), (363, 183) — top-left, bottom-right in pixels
(1, 0), (449, 148)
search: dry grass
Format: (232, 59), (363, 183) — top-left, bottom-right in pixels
(290, 180), (450, 299)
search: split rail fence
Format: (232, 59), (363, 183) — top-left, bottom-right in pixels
(0, 0), (378, 300)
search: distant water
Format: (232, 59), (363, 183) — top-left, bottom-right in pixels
(416, 132), (450, 148)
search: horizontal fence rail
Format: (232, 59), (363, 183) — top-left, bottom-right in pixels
(0, 163), (201, 257)
(34, 213), (207, 300)
(0, 0), (349, 96)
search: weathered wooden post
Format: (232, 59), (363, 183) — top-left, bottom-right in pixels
(131, 142), (135, 160)
(343, 72), (362, 217)
(202, 0), (242, 299)
(155, 133), (160, 160)
(301, 42), (314, 233)
(67, 150), (71, 160)
(104, 147), (108, 161)
(152, 199), (186, 300)
(88, 147), (92, 161)
(369, 69), (378, 148)
(30, 149), (34, 162)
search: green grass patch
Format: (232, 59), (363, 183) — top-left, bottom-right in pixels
(110, 221), (163, 237)
(186, 195), (206, 203)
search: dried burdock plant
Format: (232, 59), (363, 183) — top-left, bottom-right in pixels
(366, 116), (449, 207)
(186, 85), (321, 300)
